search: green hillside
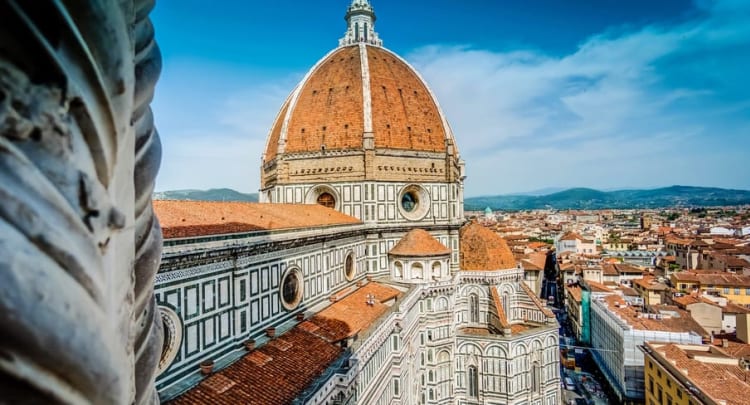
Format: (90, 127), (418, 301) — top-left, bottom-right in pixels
(153, 188), (258, 202)
(465, 185), (750, 210)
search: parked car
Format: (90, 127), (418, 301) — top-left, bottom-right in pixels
(564, 377), (576, 391)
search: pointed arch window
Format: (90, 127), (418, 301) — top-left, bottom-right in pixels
(469, 293), (479, 323)
(468, 365), (478, 397)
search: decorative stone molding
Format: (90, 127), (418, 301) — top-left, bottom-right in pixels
(157, 307), (183, 376)
(0, 2), (163, 403)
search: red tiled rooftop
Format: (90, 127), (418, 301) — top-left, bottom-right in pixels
(648, 342), (750, 405)
(310, 282), (401, 342)
(585, 280), (615, 293)
(673, 271), (750, 288)
(566, 285), (583, 303)
(169, 327), (342, 405)
(521, 252), (547, 271)
(389, 228), (450, 257)
(153, 201), (361, 239)
(632, 276), (668, 291)
(600, 295), (707, 334)
(170, 283), (400, 404)
(559, 231), (593, 243)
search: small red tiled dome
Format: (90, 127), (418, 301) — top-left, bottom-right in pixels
(389, 229), (451, 257)
(460, 222), (516, 270)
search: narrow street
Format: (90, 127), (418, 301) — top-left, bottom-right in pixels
(555, 307), (616, 405)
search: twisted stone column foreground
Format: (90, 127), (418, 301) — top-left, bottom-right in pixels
(0, 1), (163, 403)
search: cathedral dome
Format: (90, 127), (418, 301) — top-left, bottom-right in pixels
(263, 44), (455, 163)
(459, 222), (517, 271)
(260, 1), (462, 192)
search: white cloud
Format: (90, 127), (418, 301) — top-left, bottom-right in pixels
(409, 0), (750, 196)
(154, 0), (750, 196)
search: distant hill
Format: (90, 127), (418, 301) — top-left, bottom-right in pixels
(153, 188), (258, 202)
(465, 186), (750, 211)
(153, 186), (750, 210)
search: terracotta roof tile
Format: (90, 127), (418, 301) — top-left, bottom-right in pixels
(367, 46), (447, 152)
(650, 343), (750, 405)
(264, 44), (452, 161)
(310, 282), (401, 342)
(521, 252), (546, 271)
(169, 327), (342, 405)
(153, 201), (361, 239)
(459, 222), (516, 271)
(566, 285), (583, 303)
(389, 228), (450, 257)
(632, 276), (668, 291)
(600, 295), (707, 334)
(585, 280), (615, 293)
(281, 46), (364, 156)
(559, 231), (593, 243)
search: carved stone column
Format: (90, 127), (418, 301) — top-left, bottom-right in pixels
(0, 1), (163, 404)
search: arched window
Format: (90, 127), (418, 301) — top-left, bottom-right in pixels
(317, 192), (335, 208)
(432, 261), (442, 278)
(393, 261), (403, 278)
(468, 365), (478, 397)
(470, 293), (479, 323)
(531, 362), (541, 393)
(412, 263), (424, 279)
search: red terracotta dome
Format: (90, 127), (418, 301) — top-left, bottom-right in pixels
(389, 228), (451, 257)
(459, 222), (517, 271)
(263, 44), (457, 163)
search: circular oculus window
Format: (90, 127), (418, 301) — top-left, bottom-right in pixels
(398, 185), (430, 221)
(280, 267), (303, 310)
(401, 192), (417, 212)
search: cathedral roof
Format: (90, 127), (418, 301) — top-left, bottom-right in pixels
(309, 282), (401, 341)
(169, 282), (400, 404)
(262, 43), (457, 163)
(153, 200), (360, 239)
(170, 325), (342, 405)
(389, 228), (451, 257)
(459, 222), (516, 270)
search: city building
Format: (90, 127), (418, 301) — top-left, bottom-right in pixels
(641, 341), (750, 405)
(632, 276), (669, 306)
(152, 2), (561, 404)
(555, 231), (597, 255)
(671, 271), (750, 305)
(589, 295), (705, 403)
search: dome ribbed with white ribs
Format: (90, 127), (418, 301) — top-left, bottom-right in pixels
(262, 43), (459, 163)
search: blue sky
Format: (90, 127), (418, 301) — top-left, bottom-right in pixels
(151, 0), (750, 197)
